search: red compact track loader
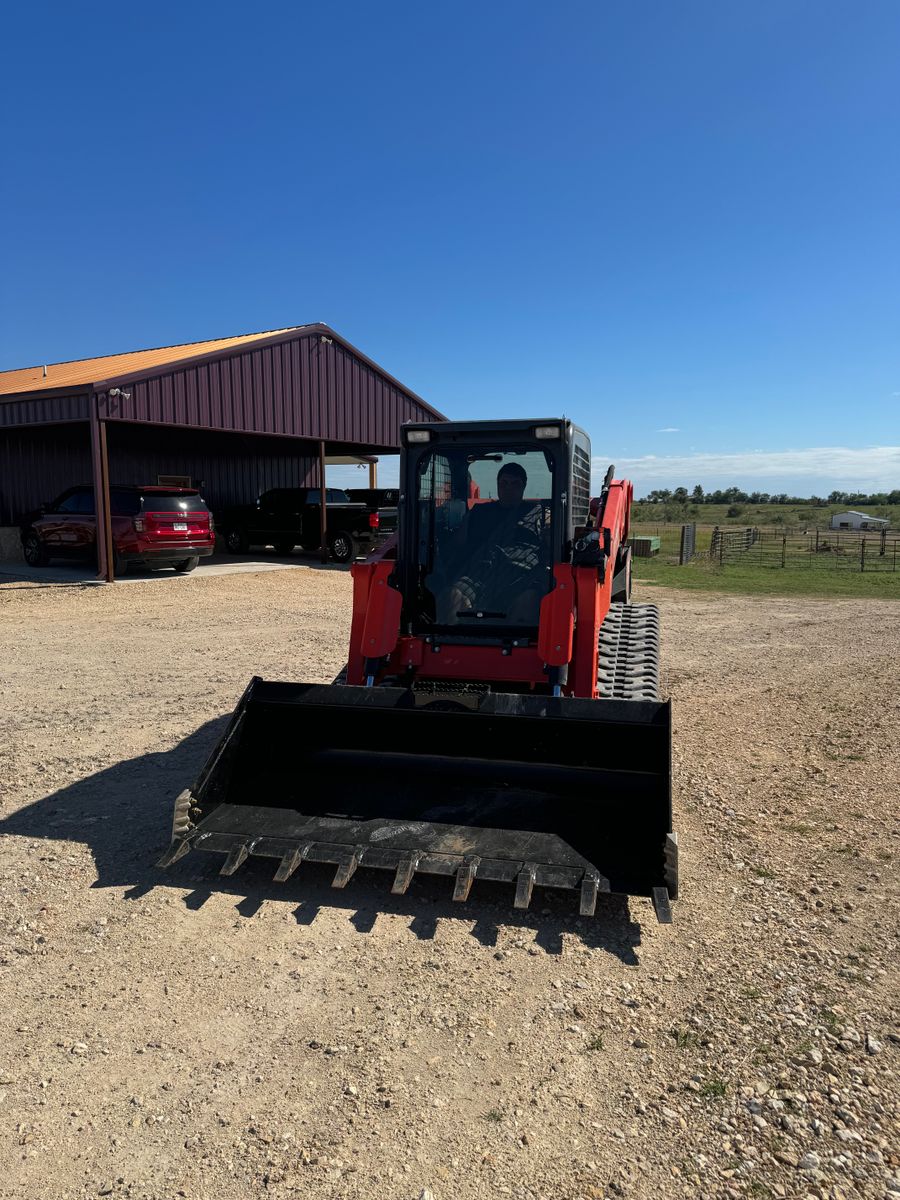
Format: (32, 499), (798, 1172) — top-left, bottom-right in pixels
(159, 419), (678, 921)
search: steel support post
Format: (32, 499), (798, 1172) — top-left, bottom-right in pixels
(319, 439), (328, 564)
(89, 400), (114, 583)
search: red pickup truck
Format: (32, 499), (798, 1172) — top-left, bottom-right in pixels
(20, 485), (215, 574)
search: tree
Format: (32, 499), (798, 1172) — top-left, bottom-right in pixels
(691, 484), (705, 504)
(672, 487), (689, 503)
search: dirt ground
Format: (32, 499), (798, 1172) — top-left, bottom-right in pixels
(0, 567), (897, 1200)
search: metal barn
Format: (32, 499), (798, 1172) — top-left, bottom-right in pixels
(0, 324), (443, 579)
(829, 510), (890, 531)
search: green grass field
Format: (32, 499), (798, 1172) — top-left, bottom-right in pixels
(626, 515), (899, 598)
(631, 501), (896, 528)
(632, 552), (900, 599)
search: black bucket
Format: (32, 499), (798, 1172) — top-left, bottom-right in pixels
(159, 679), (675, 916)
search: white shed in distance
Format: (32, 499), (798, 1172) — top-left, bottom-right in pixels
(830, 510), (890, 531)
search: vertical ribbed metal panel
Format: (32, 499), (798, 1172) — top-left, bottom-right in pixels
(0, 422), (321, 524)
(1, 328), (440, 524)
(105, 424), (318, 514)
(100, 331), (438, 447)
(0, 423), (92, 524)
(0, 393), (91, 428)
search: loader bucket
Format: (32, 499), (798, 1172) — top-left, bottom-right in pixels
(159, 679), (676, 920)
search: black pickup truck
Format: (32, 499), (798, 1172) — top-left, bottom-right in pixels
(217, 487), (394, 562)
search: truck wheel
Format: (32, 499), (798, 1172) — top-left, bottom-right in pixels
(172, 556), (199, 574)
(272, 542), (295, 556)
(224, 528), (249, 554)
(22, 531), (50, 567)
(328, 532), (358, 563)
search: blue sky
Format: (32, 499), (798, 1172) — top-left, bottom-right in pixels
(2, 1), (898, 496)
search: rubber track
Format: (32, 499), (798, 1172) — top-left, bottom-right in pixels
(596, 603), (661, 701)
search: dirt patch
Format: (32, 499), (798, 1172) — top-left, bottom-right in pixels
(0, 570), (897, 1200)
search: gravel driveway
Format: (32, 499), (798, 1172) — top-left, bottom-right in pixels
(0, 569), (897, 1200)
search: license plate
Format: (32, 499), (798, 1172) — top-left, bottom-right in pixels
(173, 522), (188, 531)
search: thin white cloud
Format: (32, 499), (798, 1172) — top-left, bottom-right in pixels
(335, 446), (898, 495)
(592, 446), (900, 493)
(656, 427), (680, 433)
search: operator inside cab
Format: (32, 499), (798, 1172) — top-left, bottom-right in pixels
(438, 461), (548, 625)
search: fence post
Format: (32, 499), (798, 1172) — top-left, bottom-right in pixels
(815, 529), (819, 553)
(781, 535), (786, 568)
(860, 538), (866, 573)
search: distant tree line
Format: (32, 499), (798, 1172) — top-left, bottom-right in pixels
(638, 486), (900, 506)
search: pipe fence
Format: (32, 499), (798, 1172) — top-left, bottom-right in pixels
(714, 527), (898, 572)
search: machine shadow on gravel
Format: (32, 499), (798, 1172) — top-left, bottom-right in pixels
(0, 717), (230, 891)
(0, 718), (643, 961)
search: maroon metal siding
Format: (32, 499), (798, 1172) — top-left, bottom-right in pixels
(0, 423), (320, 524)
(106, 424), (318, 514)
(0, 392), (91, 429)
(0, 424), (92, 524)
(98, 331), (436, 447)
(0, 326), (439, 527)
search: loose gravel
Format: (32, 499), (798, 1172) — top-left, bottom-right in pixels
(0, 567), (897, 1200)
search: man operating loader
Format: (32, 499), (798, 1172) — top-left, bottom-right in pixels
(158, 417), (676, 922)
(444, 461), (547, 624)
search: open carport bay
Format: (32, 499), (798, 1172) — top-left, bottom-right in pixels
(0, 570), (897, 1200)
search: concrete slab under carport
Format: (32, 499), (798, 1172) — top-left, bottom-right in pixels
(0, 548), (347, 586)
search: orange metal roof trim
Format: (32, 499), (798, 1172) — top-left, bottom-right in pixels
(0, 326), (305, 396)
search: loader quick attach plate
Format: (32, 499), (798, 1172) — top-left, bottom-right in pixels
(158, 680), (675, 920)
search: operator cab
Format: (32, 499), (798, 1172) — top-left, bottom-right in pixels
(399, 419), (592, 640)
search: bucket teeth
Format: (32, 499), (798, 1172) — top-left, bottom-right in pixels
(273, 844), (310, 883)
(156, 839), (191, 869)
(220, 843), (249, 876)
(331, 849), (362, 889)
(514, 865), (536, 910)
(391, 853), (422, 895)
(664, 832), (679, 900)
(651, 886), (673, 924)
(452, 856), (480, 902)
(579, 870), (610, 917)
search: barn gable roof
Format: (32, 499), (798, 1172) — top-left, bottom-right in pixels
(0, 327), (307, 396)
(0, 324), (444, 446)
(0, 325), (443, 424)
